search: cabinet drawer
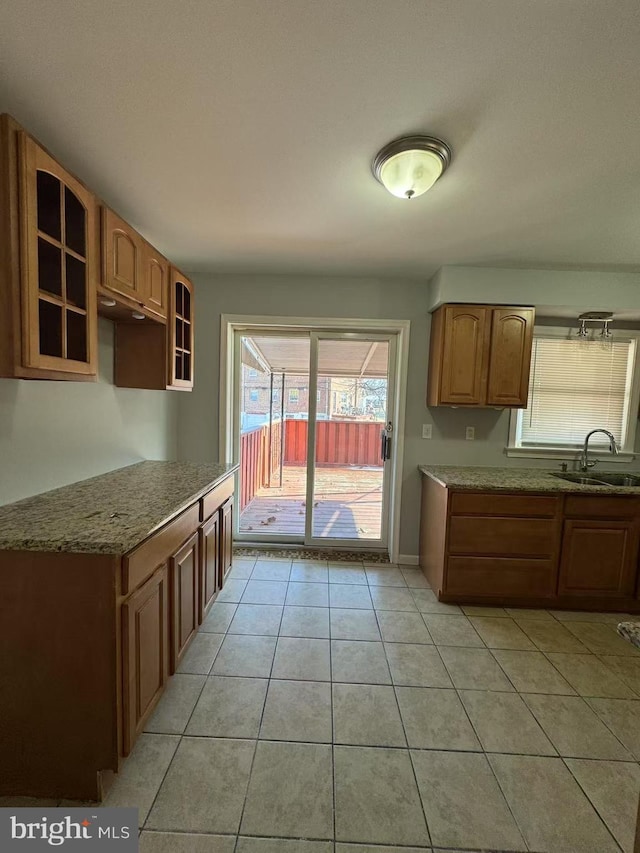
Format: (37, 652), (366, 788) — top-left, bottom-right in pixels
(200, 476), (234, 522)
(446, 556), (557, 598)
(564, 495), (640, 519)
(450, 492), (559, 517)
(123, 504), (200, 595)
(448, 516), (556, 557)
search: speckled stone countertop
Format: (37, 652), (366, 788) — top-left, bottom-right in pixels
(0, 461), (238, 555)
(419, 465), (640, 495)
(618, 623), (640, 650)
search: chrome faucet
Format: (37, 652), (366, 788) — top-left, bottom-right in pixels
(579, 429), (619, 472)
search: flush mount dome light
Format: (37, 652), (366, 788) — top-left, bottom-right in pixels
(372, 135), (452, 199)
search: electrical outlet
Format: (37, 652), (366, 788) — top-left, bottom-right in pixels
(422, 424), (432, 439)
(465, 426), (475, 440)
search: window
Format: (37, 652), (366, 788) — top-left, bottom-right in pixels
(248, 368), (258, 378)
(249, 389), (258, 402)
(317, 389), (322, 402)
(509, 335), (638, 455)
(289, 389), (299, 403)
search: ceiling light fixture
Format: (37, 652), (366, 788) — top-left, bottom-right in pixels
(372, 135), (452, 200)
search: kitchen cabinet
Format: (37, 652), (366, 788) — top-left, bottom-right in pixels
(200, 512), (220, 621)
(170, 532), (200, 671)
(427, 303), (534, 407)
(143, 240), (168, 319)
(122, 564), (170, 755)
(0, 114), (98, 380)
(169, 268), (195, 388)
(101, 207), (144, 305)
(220, 496), (234, 587)
(419, 476), (640, 611)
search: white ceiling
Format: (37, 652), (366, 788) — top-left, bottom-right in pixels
(1, 0), (639, 278)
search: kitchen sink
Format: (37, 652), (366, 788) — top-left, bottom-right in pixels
(551, 472), (640, 487)
(552, 473), (609, 485)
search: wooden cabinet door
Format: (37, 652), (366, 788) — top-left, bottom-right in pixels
(200, 512), (220, 621)
(102, 207), (144, 303)
(220, 497), (234, 588)
(558, 519), (639, 598)
(169, 532), (199, 671)
(122, 564), (169, 755)
(486, 307), (534, 407)
(168, 267), (194, 389)
(18, 133), (98, 376)
(438, 305), (490, 405)
(143, 241), (168, 320)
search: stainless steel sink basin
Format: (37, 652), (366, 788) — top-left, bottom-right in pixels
(551, 472), (640, 487)
(551, 473), (609, 485)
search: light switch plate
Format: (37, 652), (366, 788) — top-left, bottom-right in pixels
(465, 426), (475, 440)
(422, 424), (432, 439)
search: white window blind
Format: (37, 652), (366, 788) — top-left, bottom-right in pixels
(517, 337), (635, 448)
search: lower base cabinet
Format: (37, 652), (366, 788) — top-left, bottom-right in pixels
(200, 511), (220, 621)
(170, 531), (200, 671)
(122, 565), (170, 755)
(559, 518), (639, 598)
(220, 496), (234, 587)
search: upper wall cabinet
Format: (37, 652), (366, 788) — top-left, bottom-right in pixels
(427, 303), (534, 408)
(169, 268), (194, 388)
(0, 115), (98, 380)
(143, 241), (169, 320)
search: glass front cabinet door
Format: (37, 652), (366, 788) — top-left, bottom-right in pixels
(169, 268), (194, 389)
(19, 133), (97, 377)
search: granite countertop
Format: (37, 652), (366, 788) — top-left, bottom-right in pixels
(419, 465), (640, 495)
(0, 461), (238, 555)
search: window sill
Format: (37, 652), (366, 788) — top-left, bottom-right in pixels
(505, 446), (636, 462)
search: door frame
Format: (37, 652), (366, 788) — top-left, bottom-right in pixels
(220, 314), (411, 562)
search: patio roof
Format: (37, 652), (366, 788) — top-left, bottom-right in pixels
(242, 336), (389, 378)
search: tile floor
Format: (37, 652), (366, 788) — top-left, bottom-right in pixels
(6, 556), (640, 852)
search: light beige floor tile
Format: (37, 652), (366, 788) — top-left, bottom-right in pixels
(400, 568), (431, 589)
(279, 605), (330, 638)
(238, 840), (333, 853)
(488, 753), (620, 852)
(200, 601), (237, 633)
(586, 697), (640, 759)
(424, 614), (484, 647)
(216, 579), (248, 603)
(286, 582), (329, 607)
(518, 618), (589, 653)
(411, 589), (462, 614)
(228, 603), (283, 636)
(328, 566), (368, 584)
(290, 563), (329, 582)
(565, 758), (640, 853)
(566, 621), (640, 656)
(334, 746), (429, 846)
(251, 561), (292, 581)
(395, 686), (480, 750)
(144, 674), (206, 734)
(260, 680), (332, 742)
(333, 683), (406, 746)
(147, 738), (254, 834)
(241, 580), (288, 605)
(492, 650), (575, 694)
(385, 643), (452, 687)
(176, 632), (224, 674)
(103, 733), (179, 825)
(411, 750), (525, 851)
(139, 831), (236, 852)
(330, 584), (373, 609)
(331, 608), (381, 640)
(439, 647), (513, 691)
(211, 635), (277, 678)
(597, 655), (640, 695)
(461, 605), (509, 617)
(547, 652), (636, 698)
(469, 617), (535, 650)
(364, 568), (407, 587)
(370, 587), (418, 611)
(506, 607), (555, 621)
(552, 610), (632, 623)
(241, 741), (333, 839)
(228, 565), (254, 580)
(186, 676), (268, 738)
(523, 693), (631, 759)
(271, 637), (331, 681)
(376, 611), (433, 644)
(331, 640), (391, 684)
(460, 690), (555, 755)
(336, 846), (429, 853)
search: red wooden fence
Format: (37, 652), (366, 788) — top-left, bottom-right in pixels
(240, 420), (286, 510)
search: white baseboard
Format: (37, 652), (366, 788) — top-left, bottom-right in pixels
(398, 553), (419, 566)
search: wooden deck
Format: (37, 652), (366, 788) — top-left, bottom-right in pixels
(239, 464), (383, 539)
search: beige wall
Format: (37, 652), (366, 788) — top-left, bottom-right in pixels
(178, 272), (640, 559)
(0, 319), (178, 505)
